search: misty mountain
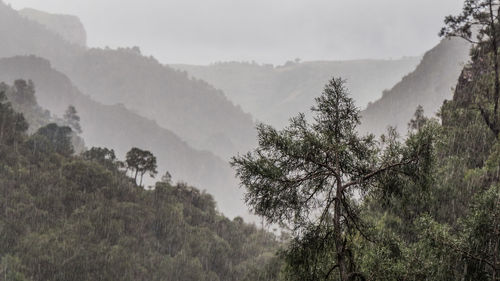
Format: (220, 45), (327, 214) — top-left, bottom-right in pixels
(174, 58), (420, 128)
(359, 38), (471, 136)
(19, 8), (87, 47)
(0, 55), (247, 218)
(67, 48), (256, 159)
(0, 3), (256, 160)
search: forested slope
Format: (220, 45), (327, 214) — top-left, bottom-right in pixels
(352, 35), (500, 280)
(0, 89), (280, 281)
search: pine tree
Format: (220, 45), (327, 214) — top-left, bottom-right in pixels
(232, 77), (430, 281)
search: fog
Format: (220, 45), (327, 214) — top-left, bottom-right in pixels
(7, 0), (462, 64)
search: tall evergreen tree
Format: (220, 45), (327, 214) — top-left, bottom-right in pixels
(232, 77), (431, 281)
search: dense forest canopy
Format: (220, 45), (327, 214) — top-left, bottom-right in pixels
(0, 83), (281, 281)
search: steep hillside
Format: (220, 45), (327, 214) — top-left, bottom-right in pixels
(0, 2), (256, 160)
(174, 57), (420, 127)
(19, 8), (87, 47)
(0, 94), (280, 280)
(0, 56), (247, 218)
(359, 38), (471, 136)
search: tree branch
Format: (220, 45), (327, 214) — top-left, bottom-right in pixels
(324, 264), (339, 280)
(340, 194), (377, 244)
(477, 103), (500, 137)
(341, 158), (416, 191)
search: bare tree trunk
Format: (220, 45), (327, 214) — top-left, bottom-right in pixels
(334, 182), (347, 280)
(334, 146), (348, 281)
(140, 172), (144, 187)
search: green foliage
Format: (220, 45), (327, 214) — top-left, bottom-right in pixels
(62, 160), (113, 193)
(82, 147), (120, 170)
(0, 102), (280, 281)
(0, 255), (29, 281)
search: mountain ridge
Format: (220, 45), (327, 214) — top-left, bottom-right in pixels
(173, 57), (421, 128)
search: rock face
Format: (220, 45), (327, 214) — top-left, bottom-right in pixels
(19, 8), (87, 47)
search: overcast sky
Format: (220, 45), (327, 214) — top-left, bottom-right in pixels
(6, 0), (464, 65)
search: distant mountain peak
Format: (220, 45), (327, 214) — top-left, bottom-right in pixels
(18, 7), (87, 47)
